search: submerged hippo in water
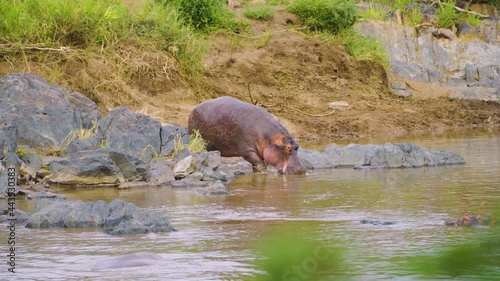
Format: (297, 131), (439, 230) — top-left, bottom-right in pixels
(188, 96), (306, 174)
(445, 215), (495, 228)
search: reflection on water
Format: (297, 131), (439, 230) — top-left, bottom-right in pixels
(1, 133), (499, 280)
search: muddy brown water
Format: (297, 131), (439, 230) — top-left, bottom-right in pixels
(1, 131), (499, 280)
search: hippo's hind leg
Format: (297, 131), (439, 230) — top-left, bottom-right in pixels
(242, 151), (267, 172)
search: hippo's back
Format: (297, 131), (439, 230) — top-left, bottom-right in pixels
(188, 96), (281, 156)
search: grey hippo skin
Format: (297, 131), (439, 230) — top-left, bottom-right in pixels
(94, 252), (164, 269)
(188, 96), (306, 174)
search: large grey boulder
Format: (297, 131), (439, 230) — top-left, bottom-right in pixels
(160, 124), (190, 157)
(25, 198), (174, 235)
(70, 148), (149, 181)
(47, 148), (149, 185)
(298, 142), (464, 169)
(47, 154), (124, 185)
(96, 107), (161, 163)
(321, 143), (379, 167)
(0, 74), (101, 154)
(297, 148), (335, 169)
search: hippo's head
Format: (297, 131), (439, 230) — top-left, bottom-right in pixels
(263, 134), (306, 174)
(458, 215), (482, 227)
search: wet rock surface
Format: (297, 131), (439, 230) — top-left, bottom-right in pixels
(25, 198), (175, 235)
(298, 142), (464, 170)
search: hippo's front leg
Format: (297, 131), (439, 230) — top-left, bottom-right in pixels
(242, 151), (267, 172)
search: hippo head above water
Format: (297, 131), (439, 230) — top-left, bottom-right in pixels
(261, 133), (303, 174)
(188, 96), (306, 174)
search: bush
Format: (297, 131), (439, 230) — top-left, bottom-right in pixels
(287, 0), (358, 33)
(159, 0), (243, 33)
(244, 3), (275, 20)
(436, 0), (459, 29)
(0, 0), (129, 47)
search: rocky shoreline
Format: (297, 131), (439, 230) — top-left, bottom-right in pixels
(0, 73), (465, 234)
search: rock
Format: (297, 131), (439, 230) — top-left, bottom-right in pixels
(328, 101), (350, 110)
(432, 28), (456, 40)
(448, 87), (499, 102)
(63, 200), (110, 228)
(61, 137), (100, 156)
(97, 107), (161, 163)
(25, 198), (174, 235)
(316, 142), (464, 169)
(0, 153), (21, 194)
(354, 20), (500, 101)
(297, 148), (335, 169)
(47, 154), (124, 185)
(0, 209), (31, 224)
(71, 148), (149, 181)
(68, 91), (101, 128)
(0, 108), (17, 159)
(171, 177), (211, 188)
(322, 143), (379, 167)
(144, 159), (175, 185)
(0, 74), (100, 155)
(160, 124), (190, 157)
(173, 147), (192, 162)
(197, 181), (230, 195)
(457, 23), (478, 38)
(26, 200), (80, 228)
(422, 148), (465, 166)
(20, 152), (43, 180)
(103, 199), (174, 235)
(173, 155), (195, 179)
(26, 191), (66, 200)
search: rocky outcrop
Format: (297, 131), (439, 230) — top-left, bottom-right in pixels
(45, 148), (149, 186)
(298, 142), (465, 169)
(355, 19), (500, 102)
(0, 73), (101, 154)
(25, 198), (175, 235)
(96, 107), (162, 163)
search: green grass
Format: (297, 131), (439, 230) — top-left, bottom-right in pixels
(0, 0), (129, 47)
(360, 3), (391, 21)
(316, 28), (389, 69)
(407, 7), (423, 26)
(244, 3), (275, 20)
(172, 129), (207, 158)
(287, 0), (358, 33)
(436, 0), (459, 29)
(134, 2), (205, 73)
(156, 0), (246, 33)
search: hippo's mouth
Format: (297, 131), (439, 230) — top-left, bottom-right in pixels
(278, 161), (289, 174)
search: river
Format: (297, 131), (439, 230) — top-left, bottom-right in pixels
(1, 131), (499, 280)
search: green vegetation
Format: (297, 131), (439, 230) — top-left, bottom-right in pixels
(436, 0), (460, 29)
(360, 3), (391, 21)
(159, 0), (244, 33)
(244, 3), (275, 20)
(316, 29), (389, 68)
(407, 7), (424, 26)
(287, 0), (358, 33)
(0, 0), (129, 47)
(171, 129), (207, 158)
(358, 0), (485, 29)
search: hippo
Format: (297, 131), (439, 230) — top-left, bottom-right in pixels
(188, 96), (306, 174)
(445, 215), (495, 228)
(93, 252), (164, 269)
